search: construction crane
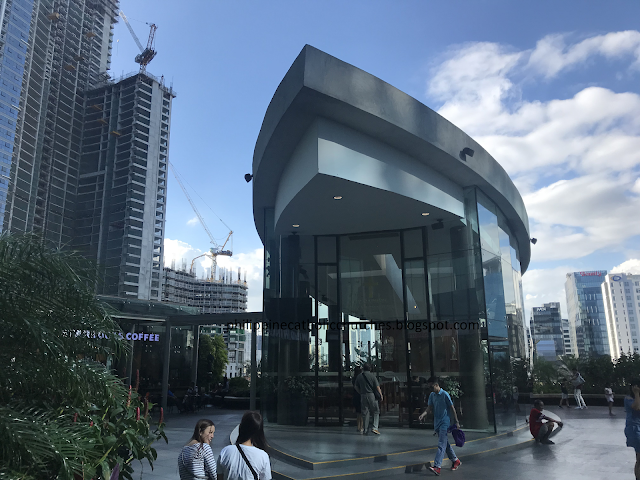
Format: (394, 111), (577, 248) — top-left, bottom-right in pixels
(119, 11), (157, 73)
(168, 162), (233, 281)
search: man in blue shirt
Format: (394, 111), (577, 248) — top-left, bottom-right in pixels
(419, 376), (461, 475)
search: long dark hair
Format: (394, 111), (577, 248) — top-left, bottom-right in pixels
(236, 411), (267, 450)
(190, 418), (215, 444)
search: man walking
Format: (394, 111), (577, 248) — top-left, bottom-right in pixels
(572, 368), (587, 409)
(354, 363), (383, 435)
(419, 376), (462, 475)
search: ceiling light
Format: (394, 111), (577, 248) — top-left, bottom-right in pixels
(334, 196), (342, 200)
(422, 212), (430, 216)
(292, 224), (299, 228)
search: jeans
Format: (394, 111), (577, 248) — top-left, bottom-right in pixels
(434, 425), (457, 468)
(574, 388), (586, 408)
(361, 392), (380, 432)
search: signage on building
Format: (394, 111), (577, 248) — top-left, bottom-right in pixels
(578, 271), (605, 276)
(73, 330), (160, 342)
(535, 308), (547, 312)
(612, 275), (623, 281)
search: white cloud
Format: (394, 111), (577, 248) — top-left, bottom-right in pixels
(186, 216), (199, 226)
(427, 31), (640, 327)
(611, 259), (640, 275)
(527, 31), (640, 78)
(428, 32), (640, 263)
(163, 238), (264, 312)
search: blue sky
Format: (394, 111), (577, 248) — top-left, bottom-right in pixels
(110, 1), (640, 316)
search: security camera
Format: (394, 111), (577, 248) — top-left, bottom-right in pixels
(244, 174), (253, 183)
(531, 238), (537, 245)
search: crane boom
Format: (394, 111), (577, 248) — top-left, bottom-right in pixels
(169, 162), (218, 247)
(119, 11), (144, 52)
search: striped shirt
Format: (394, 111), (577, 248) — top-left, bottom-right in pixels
(178, 443), (217, 480)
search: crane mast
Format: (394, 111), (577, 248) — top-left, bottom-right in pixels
(119, 11), (157, 73)
(169, 162), (233, 281)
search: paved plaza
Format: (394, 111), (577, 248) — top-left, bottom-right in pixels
(135, 405), (633, 479)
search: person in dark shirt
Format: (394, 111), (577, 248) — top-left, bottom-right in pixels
(624, 379), (640, 480)
(558, 383), (570, 408)
(529, 400), (563, 444)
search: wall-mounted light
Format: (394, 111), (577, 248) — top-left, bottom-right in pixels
(334, 196), (342, 200)
(292, 224), (299, 228)
(422, 212), (430, 216)
(459, 147), (475, 161)
(432, 219), (444, 230)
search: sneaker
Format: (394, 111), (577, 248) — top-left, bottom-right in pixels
(427, 465), (441, 476)
(358, 429), (364, 434)
(558, 405), (563, 408)
(574, 406), (582, 409)
(451, 459), (461, 471)
(541, 439), (555, 445)
(371, 429), (380, 435)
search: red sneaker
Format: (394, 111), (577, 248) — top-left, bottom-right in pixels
(451, 459), (461, 470)
(427, 465), (441, 476)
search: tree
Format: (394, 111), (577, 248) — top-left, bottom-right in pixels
(0, 233), (165, 480)
(198, 333), (228, 390)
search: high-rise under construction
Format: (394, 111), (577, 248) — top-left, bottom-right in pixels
(0, 0), (174, 301)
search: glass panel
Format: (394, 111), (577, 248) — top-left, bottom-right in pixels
(340, 232), (404, 322)
(317, 236), (337, 263)
(405, 259), (430, 426)
(403, 228), (424, 259)
(316, 265), (341, 424)
(340, 232), (407, 427)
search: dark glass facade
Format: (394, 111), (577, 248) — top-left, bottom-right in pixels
(565, 271), (609, 357)
(260, 187), (526, 433)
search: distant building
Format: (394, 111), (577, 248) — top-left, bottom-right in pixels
(162, 265), (249, 377)
(561, 319), (574, 356)
(602, 273), (640, 359)
(565, 271), (609, 357)
(530, 302), (564, 360)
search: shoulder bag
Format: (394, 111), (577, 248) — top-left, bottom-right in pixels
(237, 445), (259, 480)
(363, 372), (382, 402)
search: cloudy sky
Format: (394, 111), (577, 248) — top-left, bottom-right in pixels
(110, 1), (639, 318)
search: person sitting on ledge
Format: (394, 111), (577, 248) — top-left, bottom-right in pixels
(529, 400), (563, 445)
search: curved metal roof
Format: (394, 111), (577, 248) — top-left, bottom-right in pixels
(252, 45), (531, 272)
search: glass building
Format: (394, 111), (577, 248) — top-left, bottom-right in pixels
(530, 302), (564, 360)
(251, 46), (531, 433)
(565, 271), (609, 357)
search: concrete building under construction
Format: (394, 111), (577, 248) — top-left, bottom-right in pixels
(162, 264), (248, 313)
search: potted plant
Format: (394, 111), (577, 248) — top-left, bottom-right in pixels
(284, 376), (314, 426)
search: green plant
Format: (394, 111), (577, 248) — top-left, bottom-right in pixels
(198, 333), (228, 391)
(283, 376), (314, 399)
(0, 233), (166, 479)
(439, 377), (463, 400)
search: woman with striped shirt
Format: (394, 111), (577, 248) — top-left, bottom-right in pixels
(178, 419), (218, 480)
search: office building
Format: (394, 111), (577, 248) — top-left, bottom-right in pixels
(602, 272), (640, 358)
(530, 302), (564, 360)
(253, 46), (530, 432)
(565, 271), (609, 357)
(562, 319), (574, 356)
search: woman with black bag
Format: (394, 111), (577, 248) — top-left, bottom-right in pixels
(218, 411), (272, 480)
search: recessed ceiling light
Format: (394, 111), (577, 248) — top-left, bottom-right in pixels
(422, 212), (430, 216)
(292, 224), (299, 228)
(334, 196), (342, 200)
